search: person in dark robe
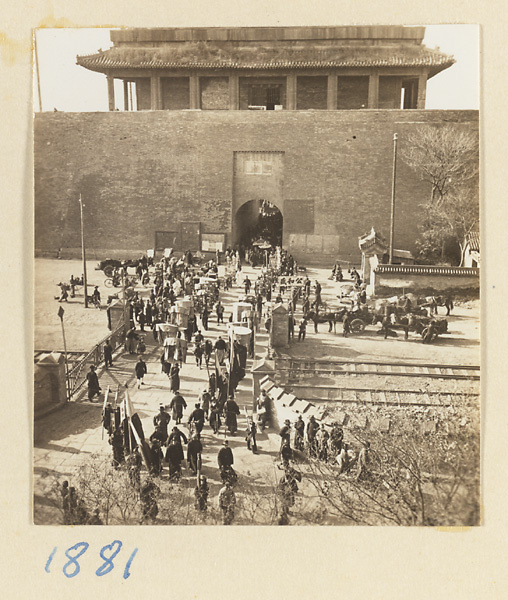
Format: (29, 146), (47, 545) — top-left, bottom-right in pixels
(169, 364), (181, 395)
(224, 396), (240, 434)
(217, 440), (234, 471)
(188, 403), (205, 435)
(208, 371), (217, 396)
(214, 336), (227, 365)
(306, 416), (320, 457)
(86, 365), (101, 401)
(150, 424), (168, 447)
(201, 306), (210, 331)
(149, 439), (163, 476)
(216, 301), (224, 324)
(187, 434), (203, 475)
(108, 428), (125, 468)
(168, 426), (188, 462)
(194, 343), (204, 369)
(145, 301), (152, 325)
(126, 327), (138, 354)
(165, 437), (184, 480)
(169, 390), (186, 424)
(135, 356), (147, 388)
(279, 419), (292, 451)
(160, 349), (171, 376)
(204, 339), (213, 368)
(153, 405), (171, 438)
(294, 415), (305, 451)
(103, 340), (113, 368)
(209, 399), (222, 434)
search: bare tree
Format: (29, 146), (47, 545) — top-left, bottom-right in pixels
(302, 400), (480, 526)
(401, 126), (478, 205)
(401, 126), (479, 264)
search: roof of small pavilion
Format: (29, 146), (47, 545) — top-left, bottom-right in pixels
(77, 27), (454, 77)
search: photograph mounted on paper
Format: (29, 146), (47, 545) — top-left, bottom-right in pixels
(33, 24), (479, 526)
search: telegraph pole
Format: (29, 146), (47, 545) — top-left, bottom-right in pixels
(78, 195), (88, 307)
(389, 133), (398, 264)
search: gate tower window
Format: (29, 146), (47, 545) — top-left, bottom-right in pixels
(248, 84), (281, 110)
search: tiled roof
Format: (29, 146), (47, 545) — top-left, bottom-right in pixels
(77, 44), (454, 76)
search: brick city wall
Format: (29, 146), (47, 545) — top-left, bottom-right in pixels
(34, 109), (478, 264)
(372, 266), (480, 297)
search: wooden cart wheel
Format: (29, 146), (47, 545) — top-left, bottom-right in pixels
(350, 318), (365, 333)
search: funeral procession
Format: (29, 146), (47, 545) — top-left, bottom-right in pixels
(33, 26), (479, 527)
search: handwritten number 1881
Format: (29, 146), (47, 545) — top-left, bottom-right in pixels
(45, 543), (138, 579)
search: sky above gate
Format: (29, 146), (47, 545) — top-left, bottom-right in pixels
(33, 25), (479, 113)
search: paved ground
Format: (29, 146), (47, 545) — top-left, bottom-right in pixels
(35, 258), (116, 351)
(34, 263), (281, 524)
(33, 260), (480, 524)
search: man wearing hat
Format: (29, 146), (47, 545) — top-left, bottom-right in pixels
(135, 355), (147, 389)
(153, 405), (171, 438)
(188, 403), (205, 435)
(187, 434), (203, 476)
(218, 439), (234, 468)
(294, 415), (305, 451)
(224, 395), (241, 434)
(169, 390), (187, 424)
(198, 388), (211, 420)
(307, 415), (320, 457)
(279, 419), (292, 452)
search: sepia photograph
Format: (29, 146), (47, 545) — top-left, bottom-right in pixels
(33, 24), (480, 527)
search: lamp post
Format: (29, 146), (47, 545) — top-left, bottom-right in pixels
(389, 133), (398, 265)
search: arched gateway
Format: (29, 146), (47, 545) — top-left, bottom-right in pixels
(233, 199), (283, 248)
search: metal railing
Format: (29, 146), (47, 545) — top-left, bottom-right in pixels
(67, 320), (126, 399)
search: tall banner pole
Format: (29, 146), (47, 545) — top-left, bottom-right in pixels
(389, 133), (398, 265)
(78, 195), (88, 308)
(58, 306), (70, 402)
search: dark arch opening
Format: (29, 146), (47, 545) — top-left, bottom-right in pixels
(233, 199), (283, 249)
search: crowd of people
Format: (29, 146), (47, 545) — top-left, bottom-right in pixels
(69, 244), (401, 526)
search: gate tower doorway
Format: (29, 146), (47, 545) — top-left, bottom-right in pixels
(233, 199), (283, 248)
